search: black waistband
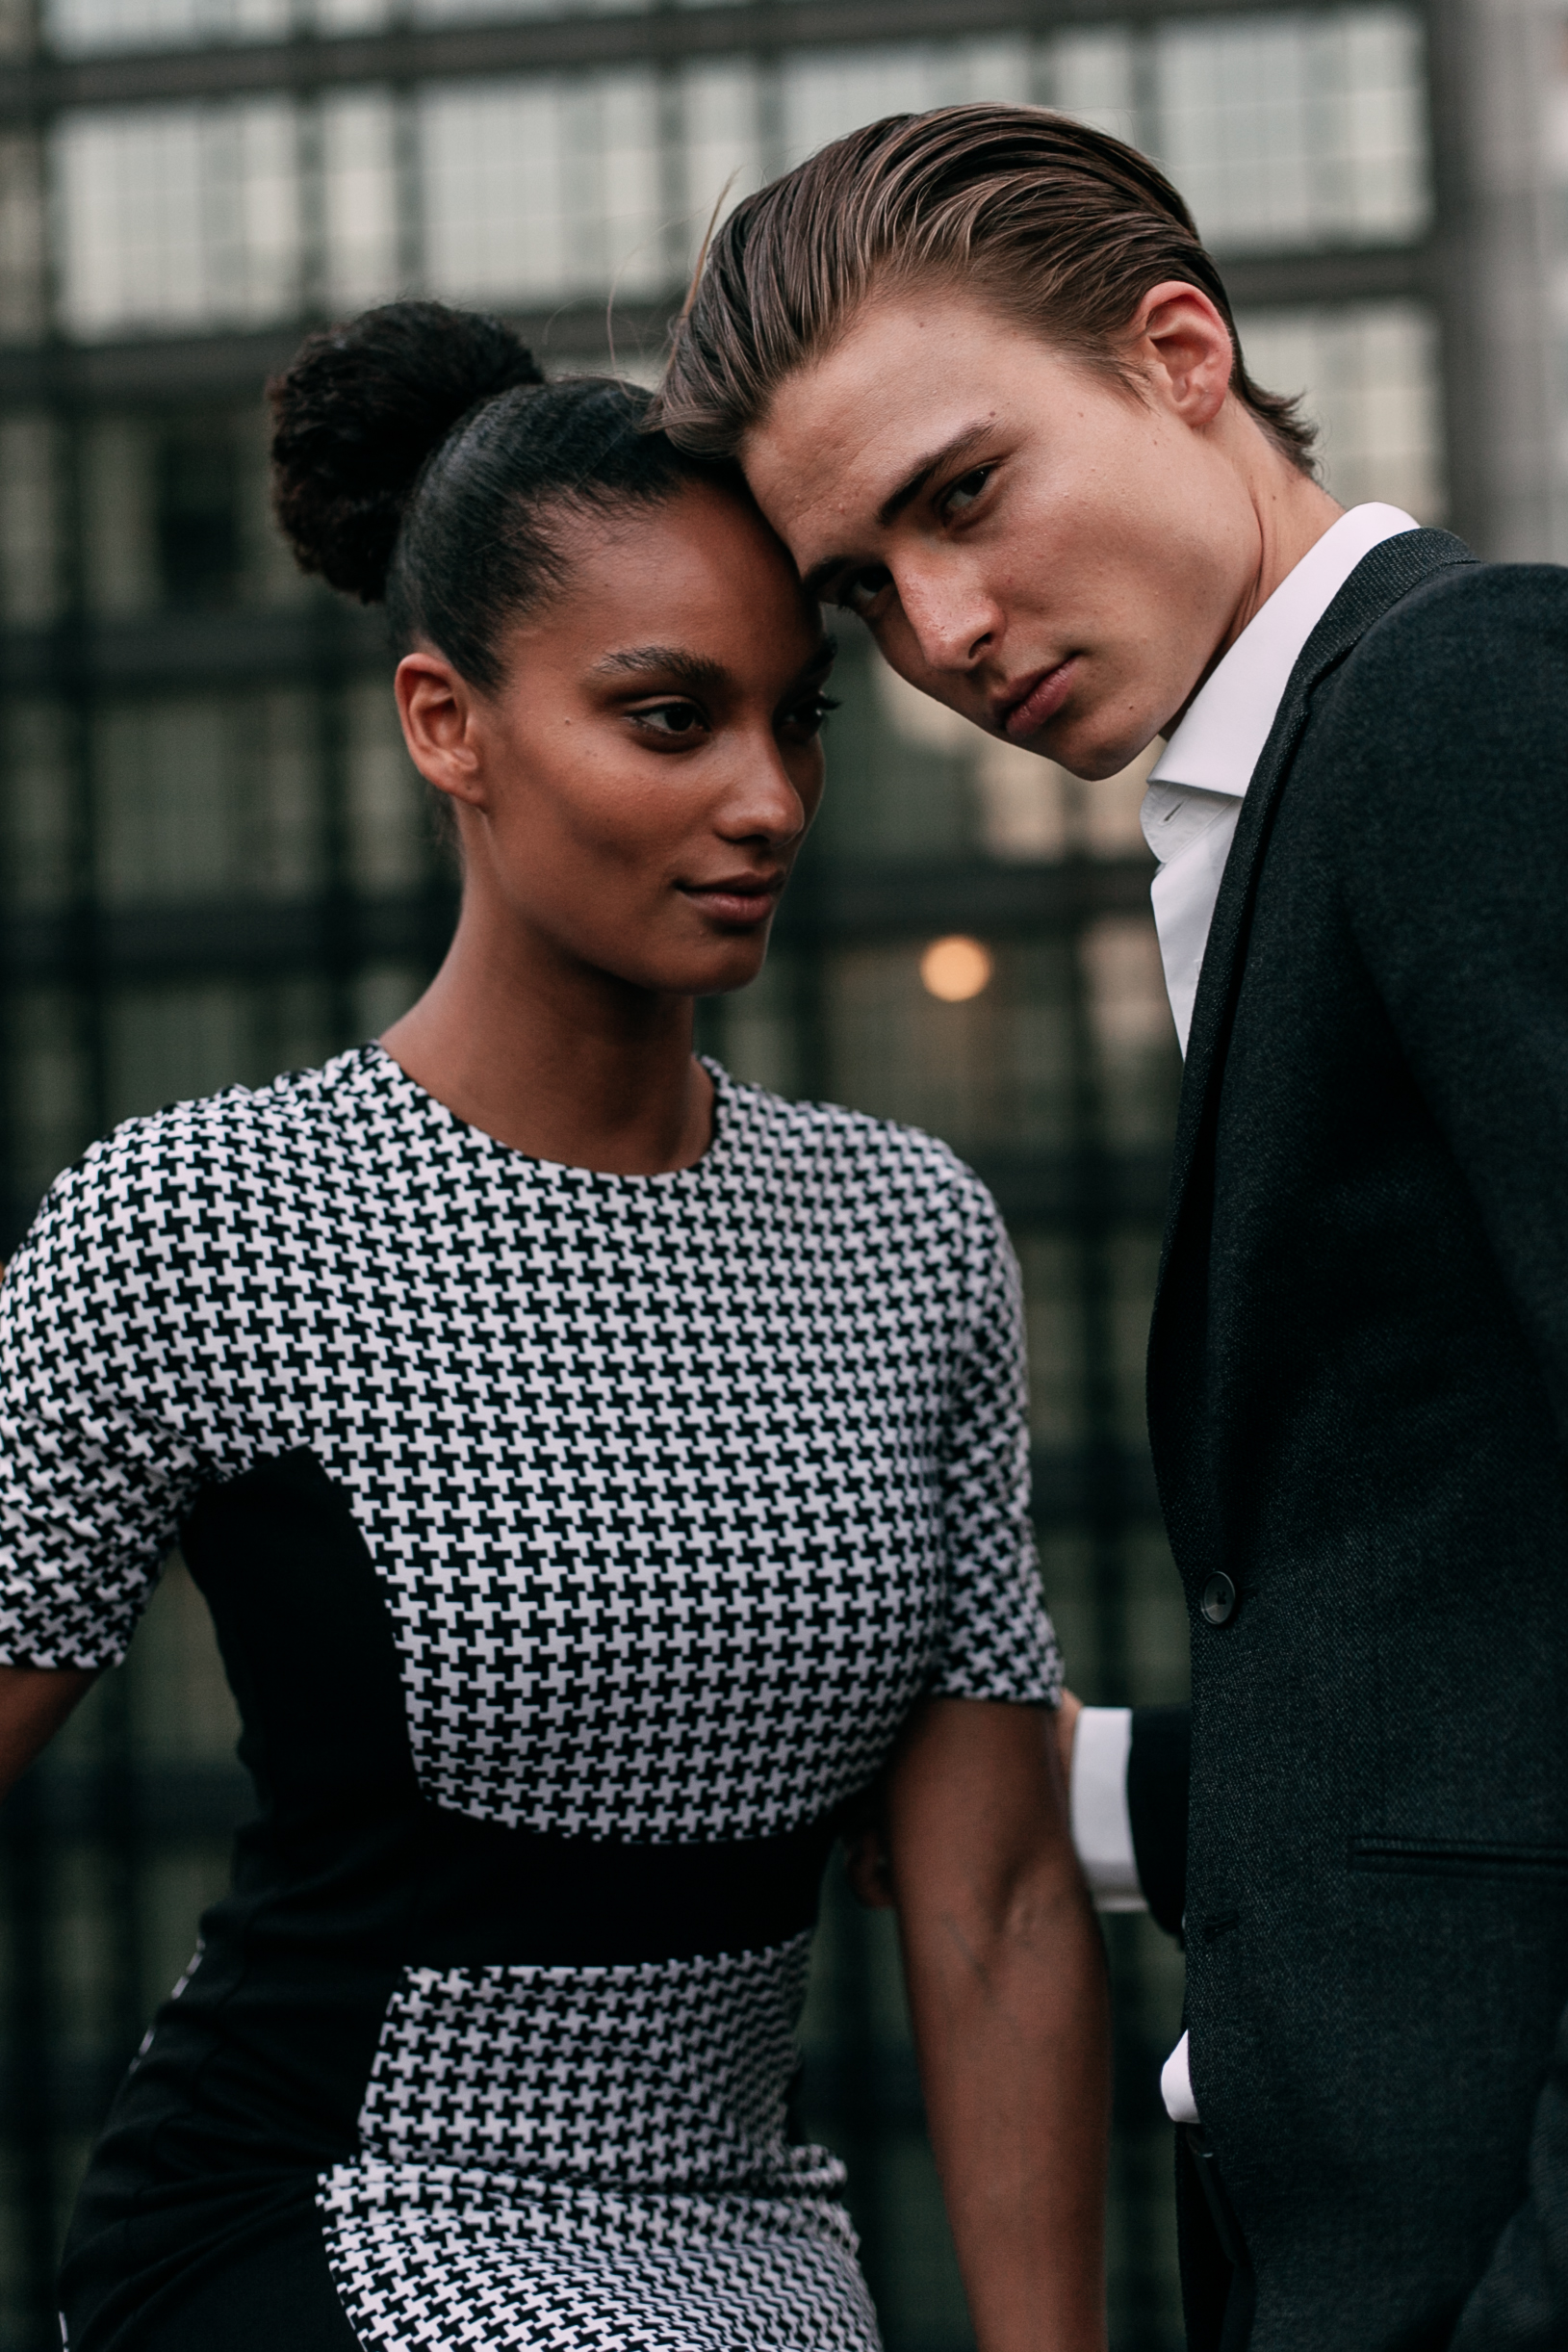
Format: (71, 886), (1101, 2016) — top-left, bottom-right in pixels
(403, 1800), (839, 1966)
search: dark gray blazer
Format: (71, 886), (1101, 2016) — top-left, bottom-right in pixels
(1144, 529), (1568, 2350)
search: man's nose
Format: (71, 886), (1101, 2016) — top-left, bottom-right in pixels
(896, 565), (997, 677)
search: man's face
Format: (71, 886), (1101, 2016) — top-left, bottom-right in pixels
(741, 288), (1264, 780)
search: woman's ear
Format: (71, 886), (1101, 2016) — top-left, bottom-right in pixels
(395, 650), (488, 810)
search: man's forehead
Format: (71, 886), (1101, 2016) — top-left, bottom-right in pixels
(745, 347), (986, 561)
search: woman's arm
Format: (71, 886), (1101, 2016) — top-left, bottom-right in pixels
(0, 1666), (98, 1798)
(886, 1693), (1110, 2352)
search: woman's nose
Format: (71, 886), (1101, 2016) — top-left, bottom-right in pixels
(714, 740), (808, 844)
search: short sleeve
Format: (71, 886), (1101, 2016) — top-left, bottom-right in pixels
(0, 1144), (213, 1668)
(925, 1177), (1063, 1706)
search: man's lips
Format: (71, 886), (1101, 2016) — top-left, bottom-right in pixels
(678, 874), (785, 926)
(996, 657), (1079, 742)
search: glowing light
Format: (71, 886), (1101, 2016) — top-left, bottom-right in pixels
(920, 936), (993, 1003)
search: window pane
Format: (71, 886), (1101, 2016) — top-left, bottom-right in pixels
(780, 39), (1033, 170)
(1046, 28), (1139, 141)
(1, 699), (75, 914)
(420, 69), (662, 302)
(0, 133), (46, 343)
(54, 100), (301, 336)
(0, 415), (64, 625)
(321, 88), (400, 312)
(676, 59), (763, 275)
(346, 679), (429, 894)
(1238, 298), (1444, 516)
(103, 976), (334, 1124)
(3, 988), (92, 1221)
(46, 0), (288, 56)
(1154, 8), (1429, 251)
(94, 692), (322, 907)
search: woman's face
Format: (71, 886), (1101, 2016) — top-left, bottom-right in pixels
(396, 478), (835, 1000)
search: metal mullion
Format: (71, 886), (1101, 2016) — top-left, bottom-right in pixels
(0, 0), (1356, 122)
(1419, 0), (1482, 546)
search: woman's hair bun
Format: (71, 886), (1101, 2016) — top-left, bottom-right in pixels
(268, 300), (545, 605)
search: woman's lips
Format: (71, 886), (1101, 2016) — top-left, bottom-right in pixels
(680, 879), (784, 927)
(999, 657), (1079, 742)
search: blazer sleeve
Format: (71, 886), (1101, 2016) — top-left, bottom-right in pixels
(1127, 1703), (1190, 1940)
(1322, 565), (1568, 2344)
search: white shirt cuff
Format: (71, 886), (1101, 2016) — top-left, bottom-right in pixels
(1162, 2030), (1200, 2124)
(1068, 1705), (1145, 1912)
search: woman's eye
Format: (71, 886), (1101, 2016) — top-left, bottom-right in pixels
(633, 700), (707, 737)
(940, 465), (993, 518)
(840, 565), (892, 618)
(784, 693), (840, 740)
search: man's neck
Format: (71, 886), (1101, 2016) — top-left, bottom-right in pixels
(1221, 461), (1346, 659)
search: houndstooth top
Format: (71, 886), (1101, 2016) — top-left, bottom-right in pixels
(2, 1045), (1061, 2352)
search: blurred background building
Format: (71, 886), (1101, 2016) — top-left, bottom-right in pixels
(0, 0), (1554, 2342)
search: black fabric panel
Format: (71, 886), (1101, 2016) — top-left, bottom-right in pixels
(180, 1447), (420, 1822)
(179, 1448), (836, 1967)
(63, 1446), (837, 2349)
(64, 2174), (362, 2352)
(408, 1801), (837, 1966)
(1127, 1702), (1190, 1940)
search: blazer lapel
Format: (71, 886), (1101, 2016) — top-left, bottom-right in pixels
(1157, 529), (1477, 1279)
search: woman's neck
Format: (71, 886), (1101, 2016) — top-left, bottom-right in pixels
(379, 895), (715, 1176)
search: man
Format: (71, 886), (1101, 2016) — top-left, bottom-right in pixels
(653, 105), (1568, 2351)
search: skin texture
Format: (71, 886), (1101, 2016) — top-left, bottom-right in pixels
(385, 478), (834, 1174)
(0, 474), (1111, 2350)
(887, 1701), (1109, 2352)
(741, 281), (1345, 782)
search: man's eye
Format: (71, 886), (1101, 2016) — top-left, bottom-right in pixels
(840, 565), (892, 618)
(940, 466), (992, 517)
(633, 700), (707, 737)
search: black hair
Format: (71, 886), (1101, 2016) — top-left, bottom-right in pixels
(269, 299), (733, 693)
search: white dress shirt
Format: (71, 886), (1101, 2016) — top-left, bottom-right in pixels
(1069, 502), (1421, 2125)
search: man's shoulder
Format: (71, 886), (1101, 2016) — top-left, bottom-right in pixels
(1308, 555), (1568, 778)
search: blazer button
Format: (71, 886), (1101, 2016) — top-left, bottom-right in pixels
(1201, 1572), (1237, 1626)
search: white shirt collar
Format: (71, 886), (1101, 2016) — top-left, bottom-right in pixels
(1140, 503), (1421, 1057)
(1148, 503), (1421, 802)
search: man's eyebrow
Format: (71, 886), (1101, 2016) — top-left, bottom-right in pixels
(590, 646), (729, 694)
(876, 421), (993, 530)
(799, 425), (993, 601)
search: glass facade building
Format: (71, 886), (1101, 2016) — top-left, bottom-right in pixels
(0, 0), (1478, 2343)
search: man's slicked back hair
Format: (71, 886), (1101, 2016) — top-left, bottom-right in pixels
(651, 103), (1315, 471)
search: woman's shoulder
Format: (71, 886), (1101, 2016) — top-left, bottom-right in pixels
(13, 1047), (375, 1274)
(713, 1066), (1003, 1231)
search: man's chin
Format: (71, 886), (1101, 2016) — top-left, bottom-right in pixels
(1030, 716), (1157, 783)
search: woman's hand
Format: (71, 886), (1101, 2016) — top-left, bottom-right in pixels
(0, 1665), (98, 1799)
(886, 1695), (1110, 2352)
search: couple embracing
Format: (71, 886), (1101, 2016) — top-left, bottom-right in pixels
(3, 102), (1562, 2352)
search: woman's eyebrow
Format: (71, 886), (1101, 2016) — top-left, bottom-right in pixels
(799, 634), (838, 680)
(591, 646), (729, 694)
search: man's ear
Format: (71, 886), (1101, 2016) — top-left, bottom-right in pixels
(1128, 280), (1236, 430)
(395, 650), (488, 811)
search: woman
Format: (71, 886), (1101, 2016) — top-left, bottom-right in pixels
(0, 301), (1109, 2352)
